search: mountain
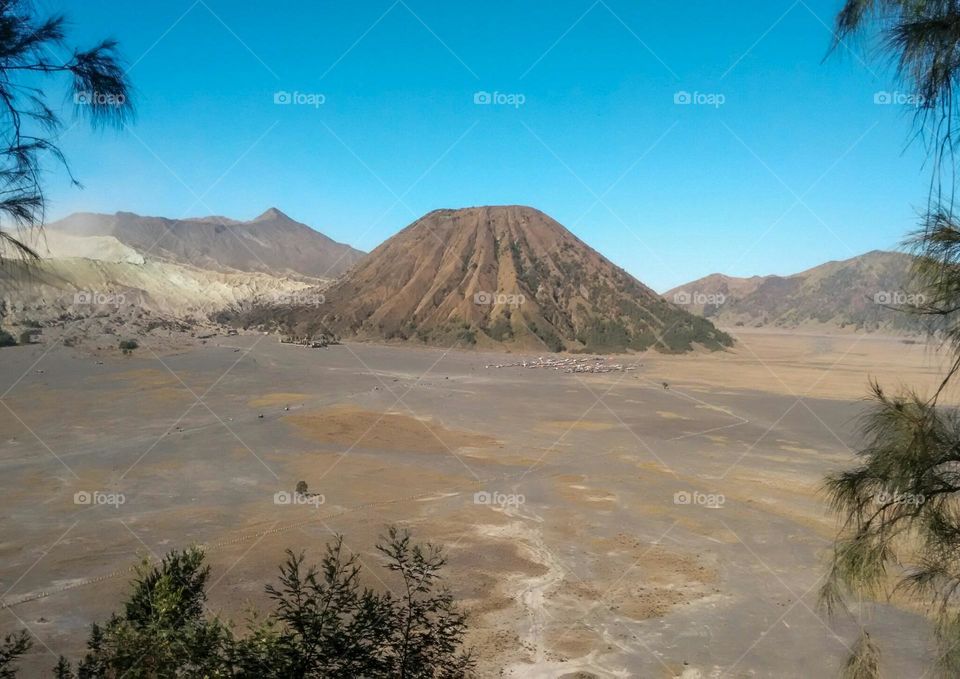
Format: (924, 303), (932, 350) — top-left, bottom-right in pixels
(46, 208), (365, 279)
(0, 254), (319, 325)
(0, 224), (325, 344)
(665, 250), (932, 333)
(0, 213), (344, 347)
(250, 206), (732, 353)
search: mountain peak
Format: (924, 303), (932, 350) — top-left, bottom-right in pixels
(252, 207), (290, 222)
(402, 205), (574, 248)
(274, 206), (731, 353)
(427, 205), (547, 220)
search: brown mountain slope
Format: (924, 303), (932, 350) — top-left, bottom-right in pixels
(665, 250), (933, 333)
(253, 206), (732, 353)
(46, 208), (365, 279)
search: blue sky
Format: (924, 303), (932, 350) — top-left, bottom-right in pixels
(42, 0), (928, 291)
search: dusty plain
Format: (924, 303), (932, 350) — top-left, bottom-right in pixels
(0, 328), (952, 677)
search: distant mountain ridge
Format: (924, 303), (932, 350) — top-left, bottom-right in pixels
(665, 250), (933, 333)
(248, 205), (732, 353)
(46, 208), (365, 279)
(0, 207), (362, 345)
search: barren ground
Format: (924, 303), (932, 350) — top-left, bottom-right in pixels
(0, 328), (949, 677)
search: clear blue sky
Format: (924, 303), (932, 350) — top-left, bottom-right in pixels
(42, 0), (927, 291)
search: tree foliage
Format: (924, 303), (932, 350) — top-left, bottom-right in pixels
(0, 632), (30, 679)
(822, 1), (960, 677)
(36, 529), (474, 678)
(72, 549), (231, 678)
(0, 0), (133, 263)
(833, 0), (960, 199)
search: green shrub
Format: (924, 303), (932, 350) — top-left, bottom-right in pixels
(38, 529), (476, 679)
(485, 316), (514, 342)
(119, 339), (139, 355)
(528, 321), (564, 352)
(0, 330), (17, 347)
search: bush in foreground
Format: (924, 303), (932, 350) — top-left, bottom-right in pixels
(0, 529), (474, 678)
